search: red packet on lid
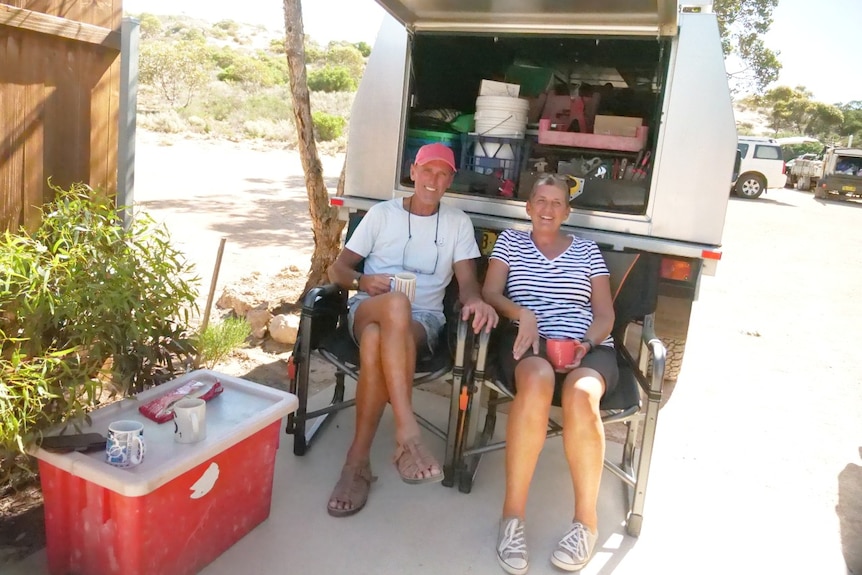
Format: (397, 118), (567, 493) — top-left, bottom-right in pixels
(138, 379), (224, 423)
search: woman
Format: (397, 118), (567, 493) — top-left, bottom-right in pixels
(482, 174), (617, 574)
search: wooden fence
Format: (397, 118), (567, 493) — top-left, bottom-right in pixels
(0, 0), (121, 232)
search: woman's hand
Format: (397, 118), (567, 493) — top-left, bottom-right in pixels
(361, 273), (394, 296)
(513, 308), (539, 360)
(560, 342), (588, 371)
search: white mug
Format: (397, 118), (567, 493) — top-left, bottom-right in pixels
(390, 272), (417, 303)
(173, 398), (207, 444)
(106, 420), (146, 468)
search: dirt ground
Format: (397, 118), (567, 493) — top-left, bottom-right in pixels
(2, 132), (861, 571)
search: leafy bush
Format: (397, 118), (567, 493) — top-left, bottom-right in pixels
(139, 40), (213, 108)
(312, 111), (346, 141)
(324, 43), (365, 80)
(354, 41), (372, 58)
(308, 66), (357, 93)
(195, 317), (251, 369)
(0, 183), (200, 456)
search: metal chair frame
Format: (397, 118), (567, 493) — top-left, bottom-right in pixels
(449, 249), (665, 537)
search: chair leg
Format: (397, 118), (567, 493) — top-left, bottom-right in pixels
(444, 320), (472, 488)
(626, 392), (660, 537)
(458, 386), (498, 493)
(287, 353), (310, 456)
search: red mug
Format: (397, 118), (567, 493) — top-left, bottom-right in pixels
(546, 338), (579, 370)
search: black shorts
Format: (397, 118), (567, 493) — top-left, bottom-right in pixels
(495, 323), (619, 405)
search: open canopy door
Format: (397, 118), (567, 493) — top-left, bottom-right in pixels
(375, 0), (680, 37)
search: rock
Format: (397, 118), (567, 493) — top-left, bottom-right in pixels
(245, 307), (273, 339)
(216, 287), (252, 317)
(269, 314), (299, 344)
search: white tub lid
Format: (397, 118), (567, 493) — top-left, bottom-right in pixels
(31, 370), (298, 497)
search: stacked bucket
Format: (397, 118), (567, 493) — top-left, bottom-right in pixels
(469, 95), (529, 182)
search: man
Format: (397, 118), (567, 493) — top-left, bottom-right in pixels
(326, 142), (498, 517)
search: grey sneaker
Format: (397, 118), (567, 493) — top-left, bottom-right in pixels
(550, 522), (597, 572)
(497, 517), (529, 575)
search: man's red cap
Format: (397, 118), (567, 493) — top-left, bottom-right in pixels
(414, 142), (457, 172)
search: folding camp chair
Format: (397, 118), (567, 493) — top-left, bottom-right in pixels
(284, 213), (479, 486)
(450, 249), (664, 537)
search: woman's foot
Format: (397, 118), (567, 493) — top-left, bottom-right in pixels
(497, 516), (528, 575)
(550, 521), (597, 571)
(326, 461), (376, 517)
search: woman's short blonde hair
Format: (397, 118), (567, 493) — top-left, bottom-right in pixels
(529, 173), (571, 202)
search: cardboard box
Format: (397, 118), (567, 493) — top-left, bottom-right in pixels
(32, 370), (298, 575)
(594, 115), (643, 137)
(479, 79), (520, 97)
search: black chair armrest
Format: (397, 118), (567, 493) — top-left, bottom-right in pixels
(298, 283), (349, 352)
(301, 282), (347, 315)
(640, 320), (666, 401)
(617, 319), (666, 403)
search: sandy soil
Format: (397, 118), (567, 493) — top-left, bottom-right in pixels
(132, 130), (347, 385)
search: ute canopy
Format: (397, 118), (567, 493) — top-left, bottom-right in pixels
(375, 0), (681, 37)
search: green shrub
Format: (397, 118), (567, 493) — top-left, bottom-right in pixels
(0, 183), (200, 456)
(195, 317), (251, 369)
(307, 66), (356, 93)
(312, 111), (346, 141)
(324, 43), (365, 80)
(139, 39), (212, 108)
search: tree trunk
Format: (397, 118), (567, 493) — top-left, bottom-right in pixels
(282, 0), (345, 301)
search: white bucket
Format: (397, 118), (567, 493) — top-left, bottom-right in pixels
(475, 95), (529, 137)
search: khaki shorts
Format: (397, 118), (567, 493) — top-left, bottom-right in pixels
(347, 294), (446, 360)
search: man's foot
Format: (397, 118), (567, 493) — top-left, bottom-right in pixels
(550, 522), (597, 572)
(392, 437), (443, 484)
(326, 461), (376, 517)
(497, 516), (529, 575)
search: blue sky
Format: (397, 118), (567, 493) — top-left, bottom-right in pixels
(124, 0), (859, 105)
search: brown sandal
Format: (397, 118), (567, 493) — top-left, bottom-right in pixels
(327, 461), (376, 517)
(393, 438), (444, 485)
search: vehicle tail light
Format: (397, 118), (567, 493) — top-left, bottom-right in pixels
(330, 197), (344, 206)
(782, 161), (786, 174)
(660, 257), (692, 281)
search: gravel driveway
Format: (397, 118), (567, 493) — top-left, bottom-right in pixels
(649, 187), (862, 573)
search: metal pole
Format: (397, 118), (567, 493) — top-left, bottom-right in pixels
(118, 17), (140, 230)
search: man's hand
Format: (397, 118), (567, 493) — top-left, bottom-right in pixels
(361, 273), (393, 296)
(461, 298), (499, 334)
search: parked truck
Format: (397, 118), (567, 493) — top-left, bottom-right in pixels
(790, 153), (824, 191)
(335, 1), (737, 382)
(793, 147), (862, 199)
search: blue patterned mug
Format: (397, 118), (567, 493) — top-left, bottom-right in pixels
(105, 420), (146, 468)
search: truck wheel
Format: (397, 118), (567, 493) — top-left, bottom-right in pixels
(649, 295), (692, 385)
(656, 337), (686, 381)
(796, 177), (808, 191)
(814, 186), (828, 199)
(734, 173), (765, 199)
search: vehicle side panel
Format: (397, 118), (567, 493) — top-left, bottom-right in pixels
(649, 13), (736, 245)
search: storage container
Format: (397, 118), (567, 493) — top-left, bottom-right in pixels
(403, 128), (462, 176)
(31, 370), (298, 575)
(461, 134), (529, 185)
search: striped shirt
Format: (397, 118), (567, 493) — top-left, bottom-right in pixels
(489, 229), (613, 348)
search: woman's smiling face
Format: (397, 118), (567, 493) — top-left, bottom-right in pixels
(527, 183), (570, 230)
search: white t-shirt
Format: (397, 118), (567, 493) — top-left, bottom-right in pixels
(346, 198), (480, 314)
